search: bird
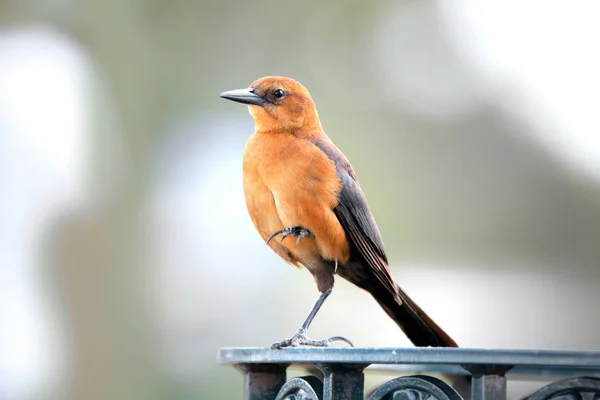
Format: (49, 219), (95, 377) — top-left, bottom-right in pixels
(220, 76), (458, 349)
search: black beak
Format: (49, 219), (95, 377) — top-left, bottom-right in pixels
(220, 88), (265, 106)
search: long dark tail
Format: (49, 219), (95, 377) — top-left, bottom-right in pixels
(373, 283), (458, 347)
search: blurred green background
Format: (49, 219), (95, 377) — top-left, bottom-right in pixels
(1, 0), (600, 399)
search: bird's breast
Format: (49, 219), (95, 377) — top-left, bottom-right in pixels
(242, 132), (349, 264)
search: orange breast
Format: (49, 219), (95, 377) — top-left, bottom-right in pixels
(242, 132), (350, 266)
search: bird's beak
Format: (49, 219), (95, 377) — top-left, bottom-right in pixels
(220, 88), (265, 107)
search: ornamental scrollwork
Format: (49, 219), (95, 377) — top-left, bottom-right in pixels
(369, 374), (463, 400)
(527, 377), (600, 400)
(275, 375), (324, 400)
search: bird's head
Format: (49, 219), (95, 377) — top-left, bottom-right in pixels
(220, 76), (322, 134)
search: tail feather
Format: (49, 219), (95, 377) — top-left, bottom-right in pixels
(373, 283), (458, 348)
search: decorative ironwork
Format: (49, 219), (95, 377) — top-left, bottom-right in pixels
(275, 376), (324, 400)
(527, 377), (600, 400)
(368, 375), (462, 400)
(219, 348), (600, 400)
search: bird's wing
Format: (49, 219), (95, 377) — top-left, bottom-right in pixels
(312, 138), (398, 298)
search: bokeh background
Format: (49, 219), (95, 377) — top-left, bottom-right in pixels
(1, 0), (600, 399)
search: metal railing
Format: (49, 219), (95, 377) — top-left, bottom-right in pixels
(218, 347), (600, 400)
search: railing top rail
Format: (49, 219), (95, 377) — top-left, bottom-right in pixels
(218, 347), (600, 369)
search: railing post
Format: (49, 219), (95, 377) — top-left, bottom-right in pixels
(317, 363), (369, 400)
(235, 363), (289, 400)
(463, 365), (513, 400)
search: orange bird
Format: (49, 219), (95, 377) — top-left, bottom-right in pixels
(220, 76), (458, 349)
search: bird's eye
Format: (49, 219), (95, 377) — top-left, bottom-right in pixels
(273, 88), (285, 99)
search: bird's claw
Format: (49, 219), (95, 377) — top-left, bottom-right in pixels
(266, 226), (312, 245)
(271, 329), (354, 350)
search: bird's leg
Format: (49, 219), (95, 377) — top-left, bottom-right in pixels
(266, 226), (312, 245)
(271, 288), (354, 349)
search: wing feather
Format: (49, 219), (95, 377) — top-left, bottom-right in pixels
(312, 138), (398, 298)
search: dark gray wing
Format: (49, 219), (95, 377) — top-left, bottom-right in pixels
(313, 138), (397, 297)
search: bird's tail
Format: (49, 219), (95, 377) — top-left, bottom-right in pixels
(373, 283), (458, 347)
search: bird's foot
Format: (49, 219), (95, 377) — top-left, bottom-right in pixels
(271, 328), (354, 349)
(266, 226), (312, 245)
